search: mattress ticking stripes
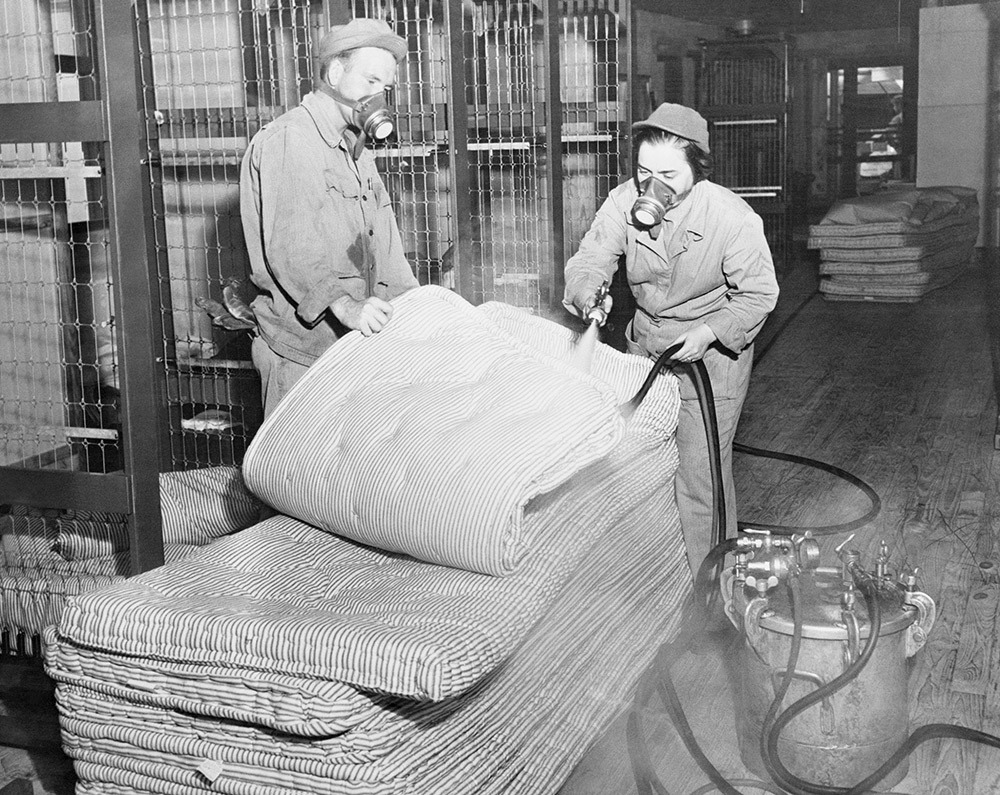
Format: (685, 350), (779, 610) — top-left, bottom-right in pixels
(243, 285), (631, 578)
(0, 466), (262, 639)
(46, 299), (686, 793)
(50, 484), (686, 795)
(53, 394), (674, 702)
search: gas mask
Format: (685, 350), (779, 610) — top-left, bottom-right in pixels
(631, 174), (677, 230)
(328, 87), (395, 159)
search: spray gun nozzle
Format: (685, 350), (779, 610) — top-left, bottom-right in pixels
(585, 281), (611, 327)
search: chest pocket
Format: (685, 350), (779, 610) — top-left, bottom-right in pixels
(627, 233), (670, 288)
(325, 169), (360, 201)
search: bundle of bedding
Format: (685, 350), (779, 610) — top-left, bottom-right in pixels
(0, 466), (262, 642)
(45, 286), (689, 795)
(808, 185), (979, 302)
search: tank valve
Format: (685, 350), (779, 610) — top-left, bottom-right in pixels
(728, 530), (822, 597)
(876, 539), (891, 581)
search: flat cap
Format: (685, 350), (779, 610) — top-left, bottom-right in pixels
(317, 18), (407, 63)
(632, 103), (710, 153)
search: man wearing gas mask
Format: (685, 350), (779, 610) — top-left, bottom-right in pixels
(240, 19), (419, 417)
(563, 103), (779, 573)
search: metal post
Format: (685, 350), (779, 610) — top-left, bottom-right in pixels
(445, 0), (475, 302)
(98, 0), (165, 572)
(840, 65), (859, 198)
(542, 0), (564, 310)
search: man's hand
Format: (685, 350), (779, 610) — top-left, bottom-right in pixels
(668, 323), (717, 363)
(330, 296), (394, 337)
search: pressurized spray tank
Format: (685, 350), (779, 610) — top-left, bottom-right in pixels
(723, 531), (936, 790)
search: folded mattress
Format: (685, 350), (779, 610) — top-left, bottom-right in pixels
(807, 186), (979, 303)
(806, 185), (978, 243)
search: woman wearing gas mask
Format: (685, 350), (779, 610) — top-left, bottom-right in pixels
(240, 19), (419, 417)
(563, 103), (779, 573)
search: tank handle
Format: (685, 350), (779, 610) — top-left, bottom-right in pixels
(903, 590), (936, 657)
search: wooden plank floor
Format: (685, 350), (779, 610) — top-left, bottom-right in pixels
(560, 252), (1000, 794)
(3, 252), (999, 794)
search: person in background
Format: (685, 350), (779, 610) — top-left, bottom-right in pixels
(240, 18), (419, 417)
(563, 103), (779, 574)
(887, 94), (904, 150)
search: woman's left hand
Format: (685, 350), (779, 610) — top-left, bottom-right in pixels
(668, 324), (717, 363)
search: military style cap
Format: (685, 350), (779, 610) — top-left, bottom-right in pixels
(632, 103), (710, 153)
(317, 18), (407, 63)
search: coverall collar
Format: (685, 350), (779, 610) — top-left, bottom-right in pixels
(301, 90), (354, 154)
(635, 180), (705, 262)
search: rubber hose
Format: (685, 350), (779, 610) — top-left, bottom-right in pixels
(656, 667), (747, 795)
(733, 443), (881, 536)
(626, 539), (746, 795)
(763, 572), (883, 795)
(844, 723), (1000, 795)
(627, 667), (672, 795)
(687, 780), (788, 795)
(622, 343), (726, 549)
(690, 537), (739, 639)
(758, 576), (805, 792)
(627, 641), (750, 795)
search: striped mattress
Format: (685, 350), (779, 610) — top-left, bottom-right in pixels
(242, 285), (633, 577)
(48, 482), (686, 795)
(45, 294), (687, 794)
(53, 357), (676, 701)
(808, 186), (980, 303)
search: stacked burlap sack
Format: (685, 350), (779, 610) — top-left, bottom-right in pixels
(808, 185), (980, 302)
(44, 286), (691, 795)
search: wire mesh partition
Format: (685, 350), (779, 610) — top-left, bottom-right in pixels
(347, 0), (628, 310)
(0, 0), (631, 660)
(0, 1), (118, 474)
(561, 2), (627, 264)
(0, 0), (168, 659)
(133, 0), (630, 471)
(697, 36), (791, 270)
(136, 0), (295, 472)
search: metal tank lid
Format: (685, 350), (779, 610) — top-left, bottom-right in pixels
(754, 567), (918, 640)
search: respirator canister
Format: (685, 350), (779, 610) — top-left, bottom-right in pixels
(632, 174), (676, 228)
(328, 87), (396, 158)
(352, 91), (395, 142)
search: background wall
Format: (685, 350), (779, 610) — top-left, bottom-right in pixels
(917, 3), (995, 246)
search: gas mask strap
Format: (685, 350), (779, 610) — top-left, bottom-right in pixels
(352, 130), (367, 161)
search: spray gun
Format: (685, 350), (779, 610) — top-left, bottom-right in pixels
(585, 281), (612, 327)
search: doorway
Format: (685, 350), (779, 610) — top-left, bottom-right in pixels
(827, 62), (911, 197)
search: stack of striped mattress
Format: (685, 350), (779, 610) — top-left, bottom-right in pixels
(808, 185), (980, 302)
(44, 286), (689, 795)
(0, 466), (262, 649)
